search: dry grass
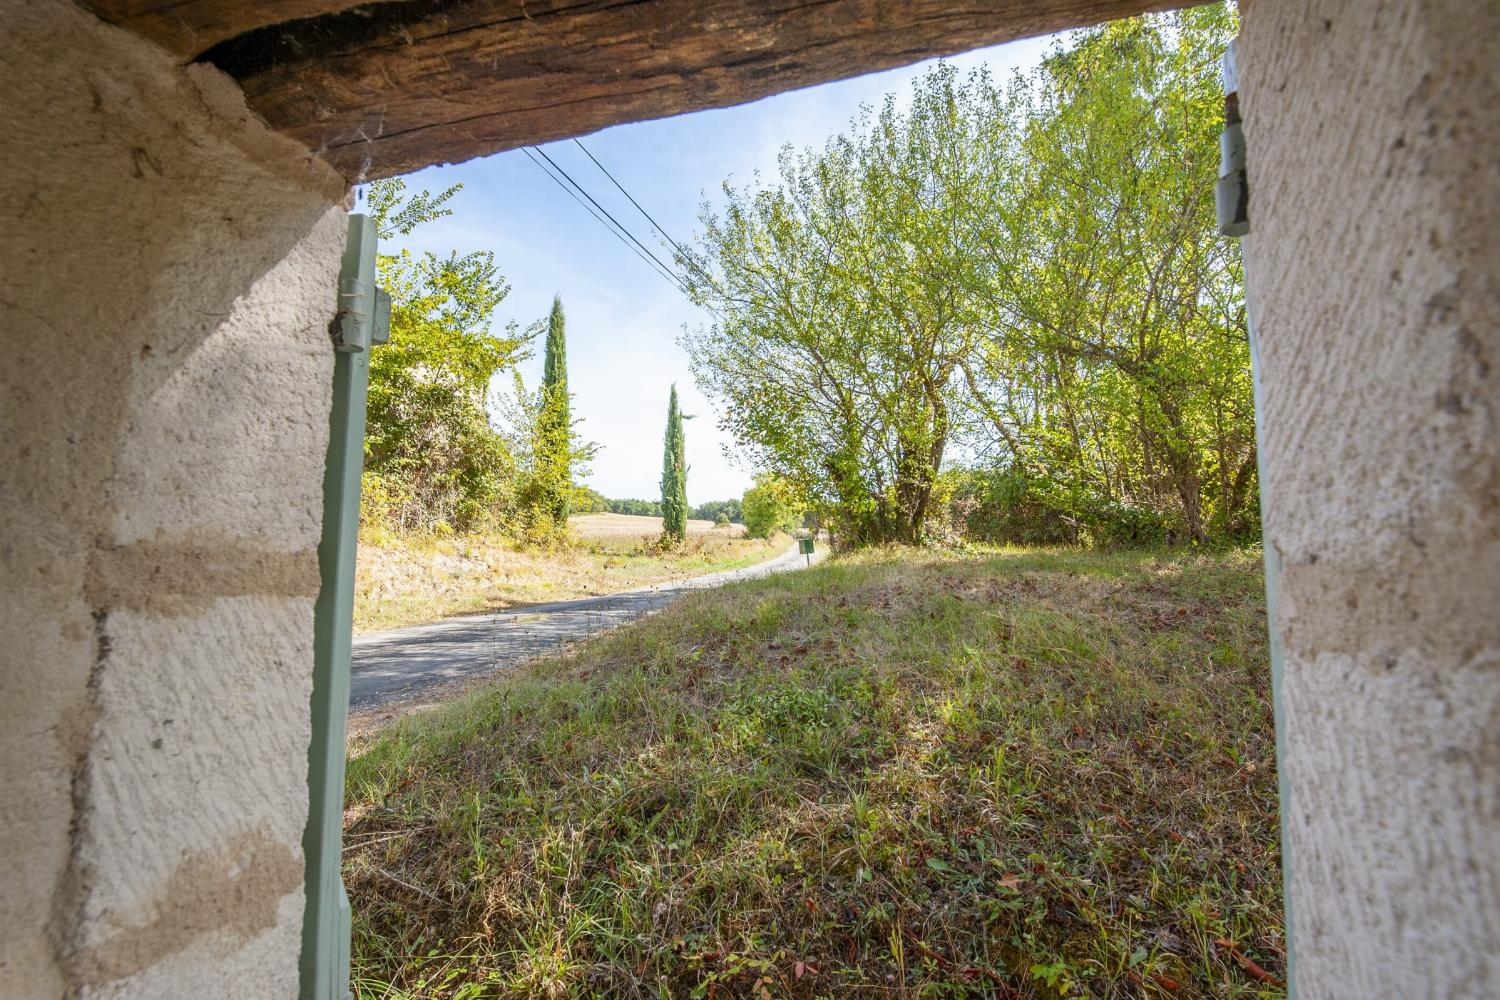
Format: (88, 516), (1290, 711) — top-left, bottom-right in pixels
(355, 515), (782, 634)
(571, 513), (747, 542)
(345, 545), (1283, 998)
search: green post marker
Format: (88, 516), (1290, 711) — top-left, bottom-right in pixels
(302, 214), (389, 1000)
(799, 536), (815, 567)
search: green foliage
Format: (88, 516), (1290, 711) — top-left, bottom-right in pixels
(684, 9), (1253, 548)
(946, 468), (1081, 546)
(604, 497), (663, 517)
(542, 295), (568, 391)
(681, 75), (986, 546)
(569, 485), (609, 514)
(363, 179), (524, 533)
(692, 498), (743, 524)
(740, 474), (802, 539)
(362, 184), (601, 541)
(522, 295), (575, 533)
(962, 7), (1253, 544)
(493, 314), (600, 543)
(367, 179), (458, 239)
(659, 385), (689, 544)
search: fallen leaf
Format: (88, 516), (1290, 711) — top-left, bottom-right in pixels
(1215, 940), (1283, 986)
(1232, 950), (1281, 985)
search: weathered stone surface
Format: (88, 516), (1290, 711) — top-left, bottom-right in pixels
(83, 0), (1193, 181)
(1241, 1), (1500, 996)
(0, 1), (347, 994)
(10, 0), (1495, 996)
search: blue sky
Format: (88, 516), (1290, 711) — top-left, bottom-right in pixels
(367, 34), (1057, 504)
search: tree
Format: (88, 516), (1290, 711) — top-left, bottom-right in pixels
(684, 9), (1253, 548)
(741, 475), (802, 539)
(959, 8), (1251, 543)
(606, 498), (662, 517)
(532, 295), (573, 525)
(692, 498), (743, 523)
(499, 298), (600, 540)
(659, 385), (689, 544)
(570, 485), (609, 513)
(680, 68), (995, 546)
(362, 178), (525, 533)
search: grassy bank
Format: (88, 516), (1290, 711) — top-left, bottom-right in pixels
(356, 514), (786, 633)
(346, 546), (1282, 998)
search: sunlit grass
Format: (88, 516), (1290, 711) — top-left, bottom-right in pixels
(346, 545), (1282, 998)
(355, 521), (787, 633)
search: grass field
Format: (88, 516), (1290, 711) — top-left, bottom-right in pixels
(345, 546), (1283, 998)
(570, 513), (748, 541)
(355, 514), (783, 633)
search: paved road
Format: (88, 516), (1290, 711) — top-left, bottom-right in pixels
(350, 541), (824, 711)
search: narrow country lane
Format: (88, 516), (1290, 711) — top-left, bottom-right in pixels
(350, 541), (825, 711)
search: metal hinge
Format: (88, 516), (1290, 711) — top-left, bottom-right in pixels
(330, 214), (391, 351)
(1217, 41), (1250, 238)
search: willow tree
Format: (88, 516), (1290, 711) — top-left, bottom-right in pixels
(659, 385), (688, 544)
(679, 70), (994, 545)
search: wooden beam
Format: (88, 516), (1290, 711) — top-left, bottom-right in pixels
(76, 1), (386, 58)
(84, 0), (1195, 181)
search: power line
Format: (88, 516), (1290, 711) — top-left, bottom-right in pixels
(528, 145), (690, 295)
(521, 147), (685, 294)
(572, 138), (723, 293)
(573, 138), (690, 260)
(520, 147), (689, 296)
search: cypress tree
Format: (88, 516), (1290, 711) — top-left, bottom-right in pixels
(536, 294), (572, 525)
(660, 385), (688, 543)
(542, 294), (567, 395)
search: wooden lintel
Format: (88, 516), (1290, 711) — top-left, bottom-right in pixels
(79, 0), (1194, 181)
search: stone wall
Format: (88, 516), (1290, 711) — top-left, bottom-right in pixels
(3, 0), (1497, 995)
(1241, 1), (1499, 996)
(0, 1), (347, 994)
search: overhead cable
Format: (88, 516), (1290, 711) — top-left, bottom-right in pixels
(520, 146), (690, 296)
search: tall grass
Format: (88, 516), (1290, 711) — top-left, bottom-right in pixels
(346, 546), (1282, 998)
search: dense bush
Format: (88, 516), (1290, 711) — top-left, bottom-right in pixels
(363, 181), (523, 534)
(741, 475), (802, 539)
